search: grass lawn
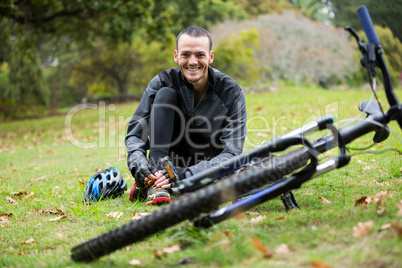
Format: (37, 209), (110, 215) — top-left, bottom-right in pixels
(0, 84), (401, 268)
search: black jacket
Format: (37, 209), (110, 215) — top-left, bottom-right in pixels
(125, 66), (247, 175)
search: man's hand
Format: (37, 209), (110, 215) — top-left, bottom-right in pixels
(132, 163), (157, 188)
(154, 166), (190, 189)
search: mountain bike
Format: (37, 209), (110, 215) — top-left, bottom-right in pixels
(71, 6), (402, 262)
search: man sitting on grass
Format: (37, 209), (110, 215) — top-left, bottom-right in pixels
(126, 26), (247, 205)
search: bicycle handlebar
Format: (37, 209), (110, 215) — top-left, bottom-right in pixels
(355, 5), (402, 128)
(356, 6), (380, 45)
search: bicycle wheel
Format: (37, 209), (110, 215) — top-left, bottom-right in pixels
(71, 148), (310, 262)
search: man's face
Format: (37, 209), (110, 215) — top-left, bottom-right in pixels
(174, 34), (214, 86)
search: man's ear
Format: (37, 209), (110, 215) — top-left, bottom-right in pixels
(209, 50), (214, 64)
(174, 50), (178, 64)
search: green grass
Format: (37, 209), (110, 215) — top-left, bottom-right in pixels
(0, 84), (401, 268)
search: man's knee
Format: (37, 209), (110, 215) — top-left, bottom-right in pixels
(155, 87), (178, 105)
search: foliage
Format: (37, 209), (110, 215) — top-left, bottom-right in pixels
(367, 26), (402, 72)
(0, 0), (172, 45)
(211, 11), (357, 86)
(327, 0), (402, 42)
(213, 29), (261, 84)
(346, 25), (401, 88)
(70, 36), (175, 99)
(231, 0), (293, 17)
(289, 0), (333, 21)
(7, 39), (50, 106)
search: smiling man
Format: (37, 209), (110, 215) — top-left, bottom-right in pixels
(126, 26), (247, 205)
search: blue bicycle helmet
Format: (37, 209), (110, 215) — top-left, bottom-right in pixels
(84, 167), (127, 202)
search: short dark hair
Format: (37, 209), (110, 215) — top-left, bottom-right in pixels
(176, 26), (213, 51)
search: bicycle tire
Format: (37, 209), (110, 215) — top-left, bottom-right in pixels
(71, 148), (310, 262)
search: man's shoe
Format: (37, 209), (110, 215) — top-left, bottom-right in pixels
(146, 184), (172, 205)
(129, 183), (147, 202)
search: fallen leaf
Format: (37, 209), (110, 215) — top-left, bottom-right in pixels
(56, 233), (65, 238)
(0, 213), (12, 218)
(377, 207), (386, 215)
(245, 211), (259, 215)
(20, 238), (36, 245)
(5, 197), (17, 204)
(31, 176), (46, 182)
(276, 215), (285, 220)
(10, 190), (28, 196)
(132, 212), (151, 220)
(392, 220), (402, 237)
(311, 260), (331, 268)
(251, 237), (272, 258)
(126, 246), (131, 251)
(379, 223), (391, 231)
(250, 215), (267, 223)
(234, 213), (245, 220)
(162, 244), (180, 254)
(354, 196), (368, 207)
(353, 221), (373, 237)
(17, 252), (24, 255)
(106, 212), (123, 219)
(78, 178), (86, 185)
(47, 149), (57, 154)
(152, 249), (162, 259)
(397, 200), (402, 216)
(1, 216), (10, 223)
(274, 244), (290, 254)
(319, 196), (332, 204)
(128, 259), (141, 266)
(222, 230), (234, 240)
(49, 215), (67, 222)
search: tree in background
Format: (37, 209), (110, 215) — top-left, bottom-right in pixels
(232, 0), (293, 17)
(211, 11), (357, 87)
(0, 0), (173, 106)
(6, 39), (50, 106)
(325, 0), (402, 43)
(289, 0), (333, 21)
(70, 36), (175, 100)
(213, 29), (261, 84)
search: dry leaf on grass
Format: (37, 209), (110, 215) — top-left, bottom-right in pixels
(132, 212), (151, 220)
(245, 211), (259, 215)
(311, 260), (331, 268)
(128, 259), (141, 266)
(20, 238), (36, 245)
(250, 215), (267, 223)
(319, 196), (332, 204)
(162, 244), (180, 254)
(354, 196), (368, 207)
(56, 233), (65, 239)
(10, 189), (27, 196)
(251, 237), (273, 258)
(353, 221), (373, 237)
(379, 223), (391, 231)
(152, 249), (163, 259)
(276, 215), (285, 220)
(274, 244), (290, 254)
(105, 212), (123, 219)
(49, 215), (68, 222)
(395, 200), (402, 216)
(5, 197), (17, 204)
(392, 220), (402, 237)
(31, 176), (46, 182)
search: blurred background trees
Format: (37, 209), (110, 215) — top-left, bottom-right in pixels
(0, 0), (401, 120)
